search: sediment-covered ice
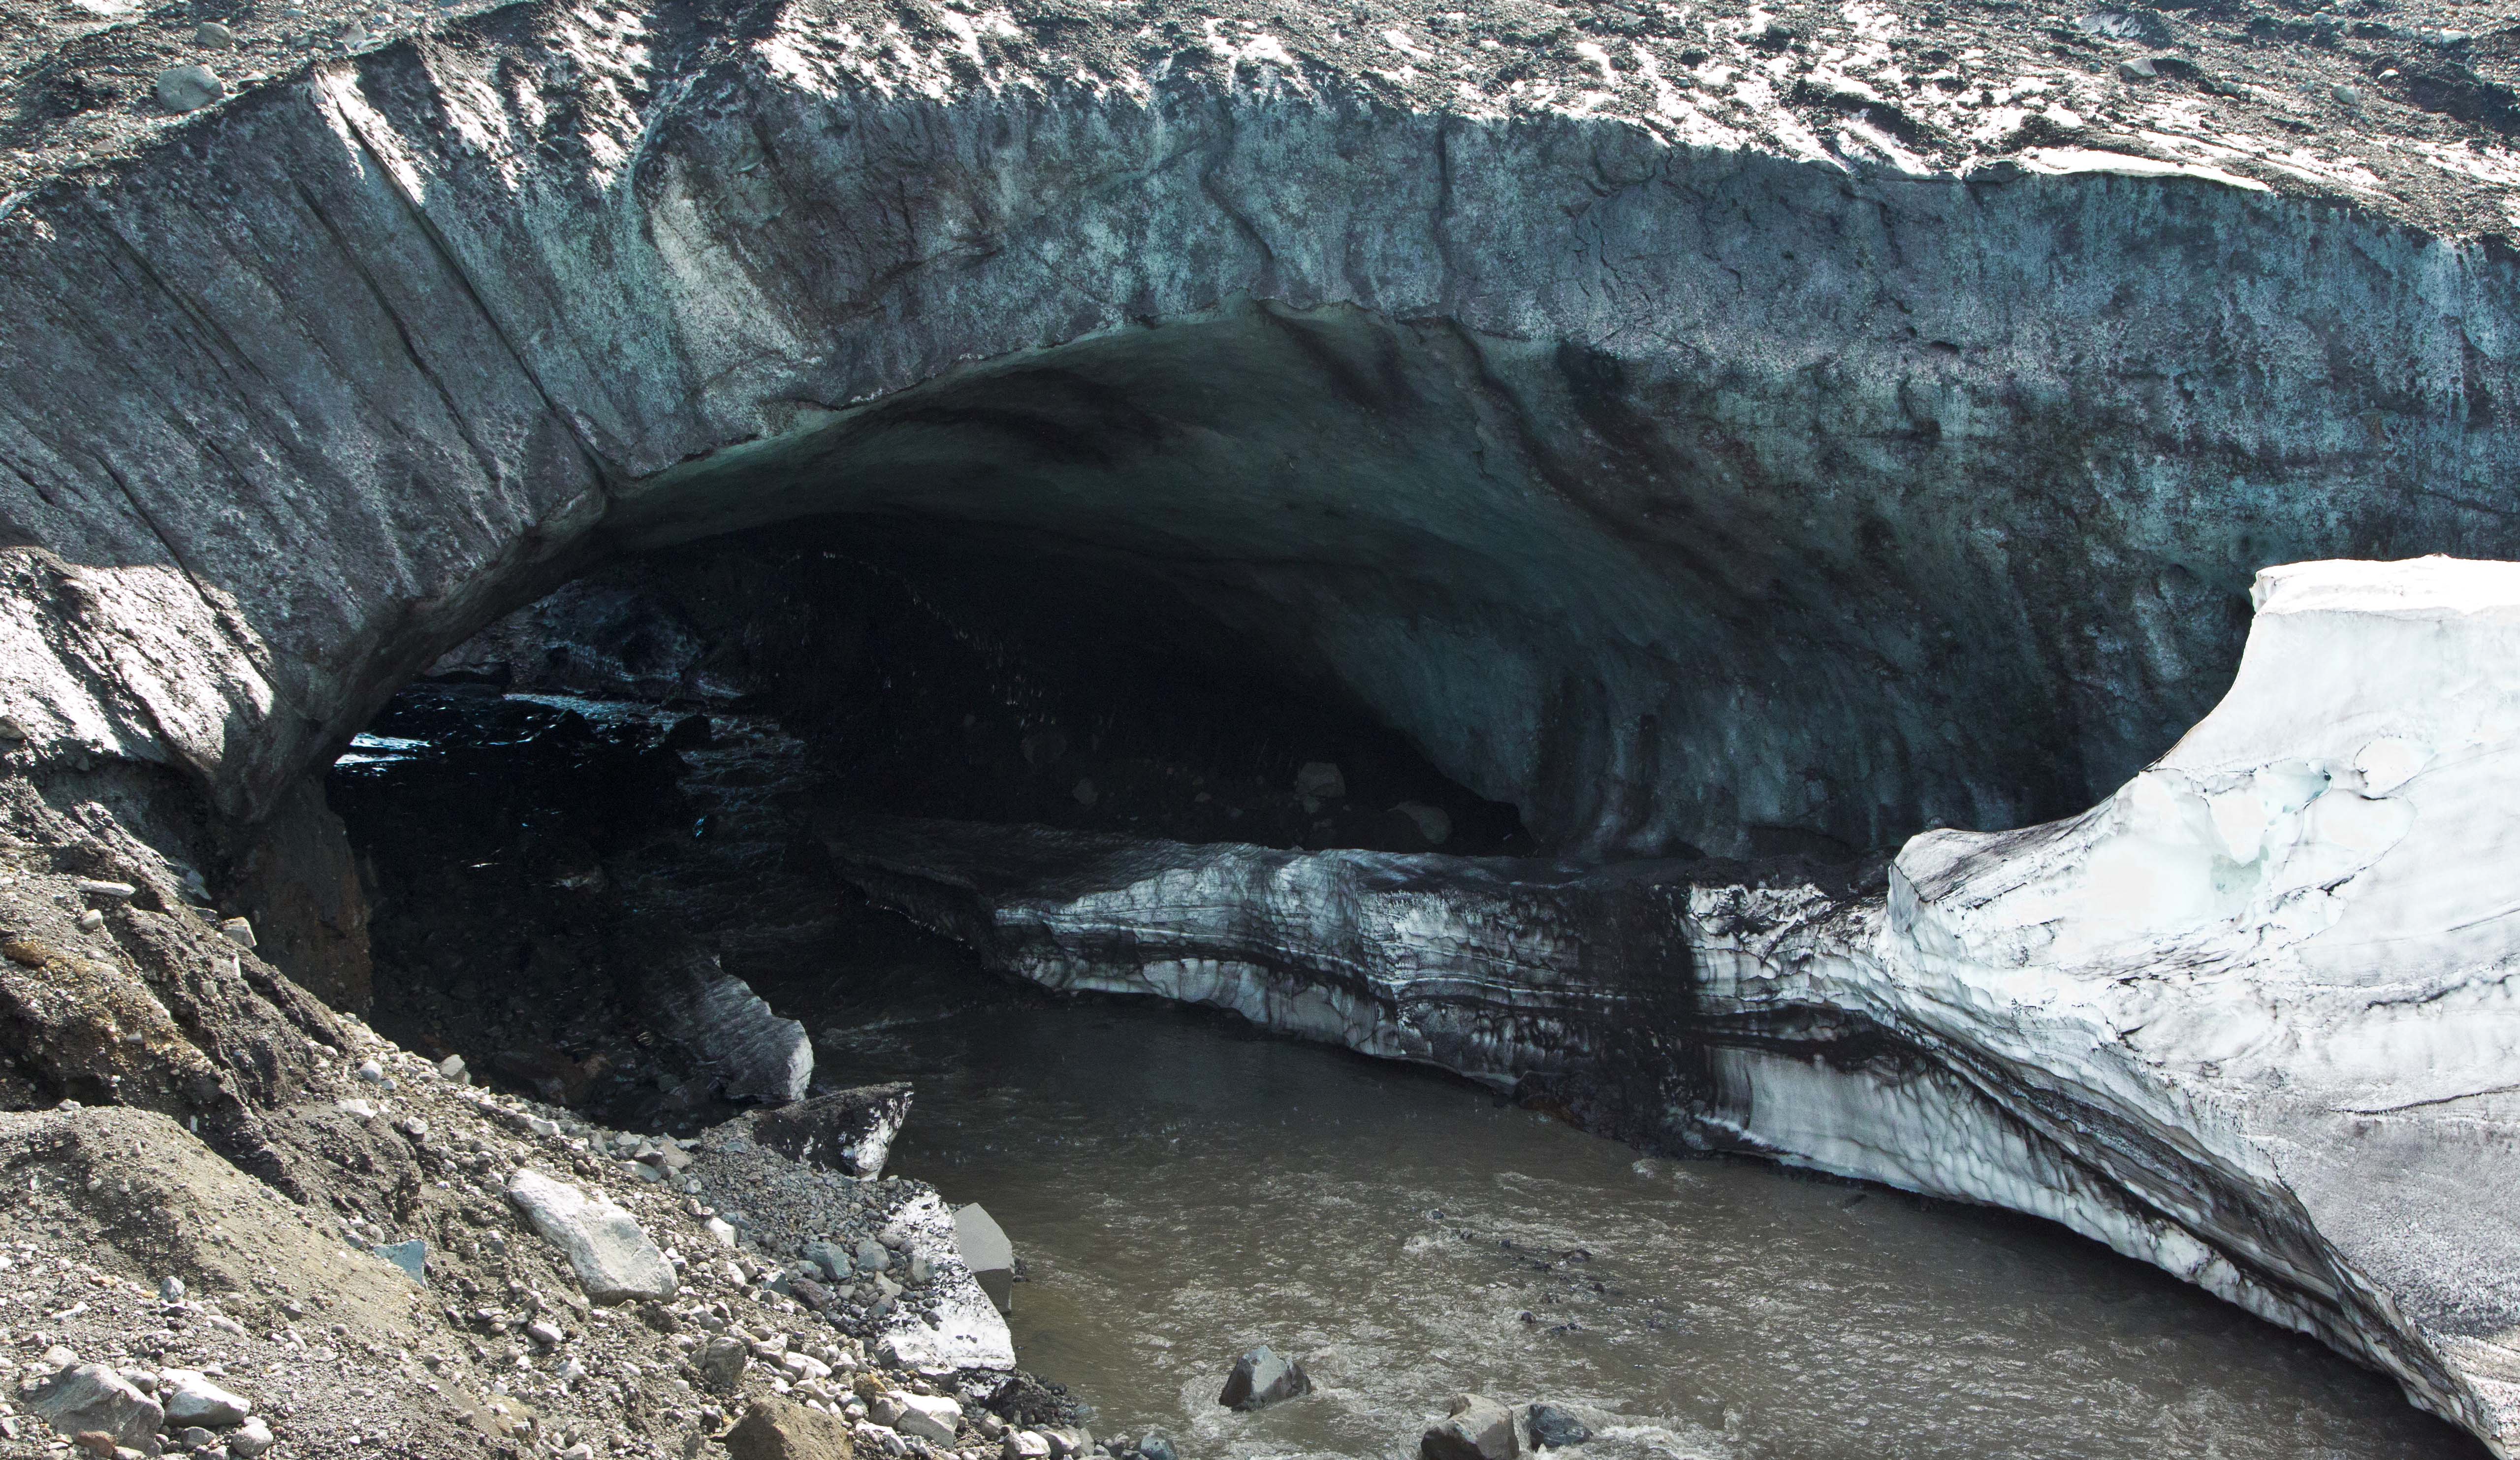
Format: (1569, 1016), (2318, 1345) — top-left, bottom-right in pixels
(824, 556), (2520, 1456)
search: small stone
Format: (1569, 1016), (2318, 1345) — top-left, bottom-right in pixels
(2116, 56), (2157, 80)
(71, 1433), (117, 1458)
(176, 1428), (218, 1450)
(159, 1368), (251, 1427)
(216, 918), (256, 949)
(1137, 1436), (1178, 1460)
(437, 1053), (468, 1083)
(1003, 1434), (1053, 1460)
(0, 714), (26, 741)
(525, 1319), (564, 1347)
(1294, 761), (1346, 802)
(158, 1276), (185, 1303)
(193, 21), (236, 47)
(1071, 779), (1098, 807)
(1422, 1395), (1517, 1460)
(74, 879), (136, 901)
(1216, 1346), (1309, 1411)
(706, 1217), (739, 1248)
(854, 1238), (890, 1273)
(228, 1417), (275, 1458)
(76, 909), (103, 932)
(904, 1254), (931, 1287)
(354, 1059), (385, 1083)
(1526, 1404), (1592, 1448)
(2332, 84), (2364, 106)
(154, 65), (225, 113)
(699, 1336), (751, 1393)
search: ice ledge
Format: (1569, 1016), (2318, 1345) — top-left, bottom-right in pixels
(824, 556), (2520, 1457)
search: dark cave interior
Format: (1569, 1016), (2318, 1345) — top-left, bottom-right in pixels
(328, 514), (1534, 1127)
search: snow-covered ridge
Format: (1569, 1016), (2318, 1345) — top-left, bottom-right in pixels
(826, 556), (2520, 1457)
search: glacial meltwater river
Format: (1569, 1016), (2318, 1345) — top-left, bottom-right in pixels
(800, 957), (2481, 1460)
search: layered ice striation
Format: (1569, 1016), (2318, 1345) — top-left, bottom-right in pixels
(825, 556), (2520, 1456)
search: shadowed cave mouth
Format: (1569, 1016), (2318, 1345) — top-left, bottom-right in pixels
(329, 515), (1542, 1131)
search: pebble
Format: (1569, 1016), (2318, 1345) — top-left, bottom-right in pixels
(525, 1318), (564, 1347)
(354, 1060), (385, 1084)
(74, 879), (136, 901)
(157, 1276), (184, 1303)
(194, 20), (236, 46)
(75, 909), (102, 932)
(217, 917), (256, 949)
(229, 1416), (275, 1458)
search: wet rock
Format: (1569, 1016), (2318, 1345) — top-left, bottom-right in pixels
(153, 65), (223, 112)
(1136, 1435), (1178, 1460)
(505, 1168), (678, 1302)
(1525, 1404), (1591, 1448)
(27, 1365), (162, 1449)
(159, 1368), (250, 1427)
(1422, 1395), (1517, 1460)
(1216, 1345), (1309, 1410)
(725, 1396), (853, 1460)
(742, 1082), (911, 1178)
(954, 1203), (1014, 1314)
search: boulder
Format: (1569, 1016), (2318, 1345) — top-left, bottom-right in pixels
(1524, 1404), (1591, 1448)
(505, 1168), (677, 1302)
(953, 1202), (1015, 1314)
(1216, 1345), (1309, 1410)
(638, 942), (811, 1104)
(26, 1365), (161, 1449)
(724, 1396), (854, 1460)
(1421, 1395), (1517, 1460)
(744, 1083), (912, 1178)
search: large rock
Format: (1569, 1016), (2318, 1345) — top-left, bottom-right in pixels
(505, 1169), (678, 1303)
(867, 1191), (1015, 1371)
(1420, 1395), (1516, 1460)
(26, 1365), (161, 1449)
(743, 1083), (911, 1178)
(640, 946), (812, 1105)
(828, 559), (2520, 1457)
(952, 1203), (1014, 1315)
(1216, 1346), (1309, 1411)
(724, 1396), (854, 1460)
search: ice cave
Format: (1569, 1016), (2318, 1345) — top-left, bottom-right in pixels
(1, 0), (2519, 1456)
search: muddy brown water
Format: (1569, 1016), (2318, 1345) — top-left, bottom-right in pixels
(801, 964), (2482, 1460)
